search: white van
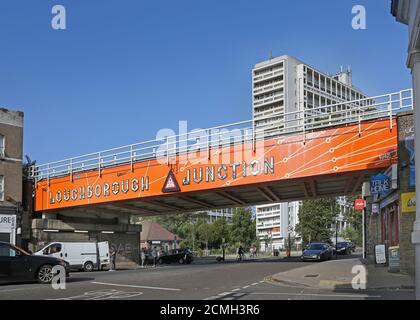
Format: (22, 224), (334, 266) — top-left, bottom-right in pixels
(35, 241), (110, 272)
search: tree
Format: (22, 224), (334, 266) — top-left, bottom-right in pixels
(341, 227), (362, 246)
(230, 207), (256, 249)
(343, 196), (363, 232)
(211, 218), (229, 249)
(295, 198), (338, 245)
(197, 222), (213, 250)
(341, 195), (363, 246)
(151, 212), (205, 241)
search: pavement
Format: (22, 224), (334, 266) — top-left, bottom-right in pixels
(268, 257), (360, 289)
(365, 263), (415, 290)
(0, 252), (414, 300)
(268, 253), (415, 291)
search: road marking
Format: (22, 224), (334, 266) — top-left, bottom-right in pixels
(233, 293), (245, 297)
(242, 285), (250, 289)
(247, 292), (381, 298)
(203, 296), (218, 300)
(91, 281), (180, 291)
(232, 288), (240, 292)
(251, 282), (259, 286)
(0, 286), (45, 293)
(218, 292), (232, 296)
(47, 289), (144, 300)
(259, 281), (264, 283)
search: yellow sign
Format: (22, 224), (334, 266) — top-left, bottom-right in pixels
(402, 192), (416, 213)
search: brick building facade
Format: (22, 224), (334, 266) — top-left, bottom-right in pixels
(0, 108), (24, 245)
(365, 111), (416, 276)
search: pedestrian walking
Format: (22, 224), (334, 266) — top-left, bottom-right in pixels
(140, 248), (146, 268)
(157, 249), (161, 264)
(151, 247), (157, 267)
(250, 246), (256, 258)
(237, 245), (244, 262)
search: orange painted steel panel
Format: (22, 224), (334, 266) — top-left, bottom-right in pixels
(34, 119), (397, 212)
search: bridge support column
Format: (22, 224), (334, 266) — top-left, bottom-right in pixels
(409, 50), (420, 300)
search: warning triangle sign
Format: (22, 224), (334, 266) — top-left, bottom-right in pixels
(162, 170), (181, 193)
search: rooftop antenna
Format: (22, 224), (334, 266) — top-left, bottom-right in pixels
(269, 50), (273, 60)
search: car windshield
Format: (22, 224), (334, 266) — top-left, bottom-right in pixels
(307, 244), (324, 250)
(337, 242), (348, 248)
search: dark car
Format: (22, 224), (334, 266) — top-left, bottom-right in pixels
(346, 241), (356, 253)
(157, 249), (193, 265)
(336, 242), (352, 255)
(301, 242), (333, 262)
(0, 242), (70, 284)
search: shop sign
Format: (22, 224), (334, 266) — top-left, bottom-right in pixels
(354, 199), (366, 210)
(370, 174), (391, 196)
(0, 215), (16, 228)
(375, 244), (386, 264)
(380, 192), (399, 210)
(402, 192), (416, 213)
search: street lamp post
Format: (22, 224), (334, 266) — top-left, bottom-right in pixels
(287, 206), (291, 257)
(222, 210), (226, 262)
(335, 215), (339, 259)
(332, 200), (338, 259)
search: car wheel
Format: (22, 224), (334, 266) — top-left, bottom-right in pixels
(37, 264), (54, 284)
(84, 261), (94, 272)
(158, 258), (164, 265)
(178, 257), (185, 264)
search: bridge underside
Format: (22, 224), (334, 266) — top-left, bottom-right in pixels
(53, 170), (375, 219)
(35, 118), (398, 218)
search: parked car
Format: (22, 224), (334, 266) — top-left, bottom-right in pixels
(35, 241), (110, 272)
(0, 241), (70, 284)
(336, 241), (353, 255)
(346, 241), (356, 253)
(157, 249), (193, 265)
(301, 242), (333, 262)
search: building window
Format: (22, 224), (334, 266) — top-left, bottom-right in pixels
(0, 134), (4, 157)
(0, 176), (4, 201)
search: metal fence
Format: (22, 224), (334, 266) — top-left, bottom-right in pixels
(31, 89), (413, 182)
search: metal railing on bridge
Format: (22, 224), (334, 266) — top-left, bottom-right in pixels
(30, 89), (413, 182)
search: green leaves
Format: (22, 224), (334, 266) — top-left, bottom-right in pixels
(230, 208), (256, 248)
(295, 198), (338, 244)
(147, 207), (256, 251)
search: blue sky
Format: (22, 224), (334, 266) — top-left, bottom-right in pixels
(0, 0), (411, 164)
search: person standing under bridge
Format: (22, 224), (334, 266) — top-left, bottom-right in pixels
(109, 246), (116, 271)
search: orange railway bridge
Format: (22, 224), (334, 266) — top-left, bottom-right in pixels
(31, 89), (413, 218)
